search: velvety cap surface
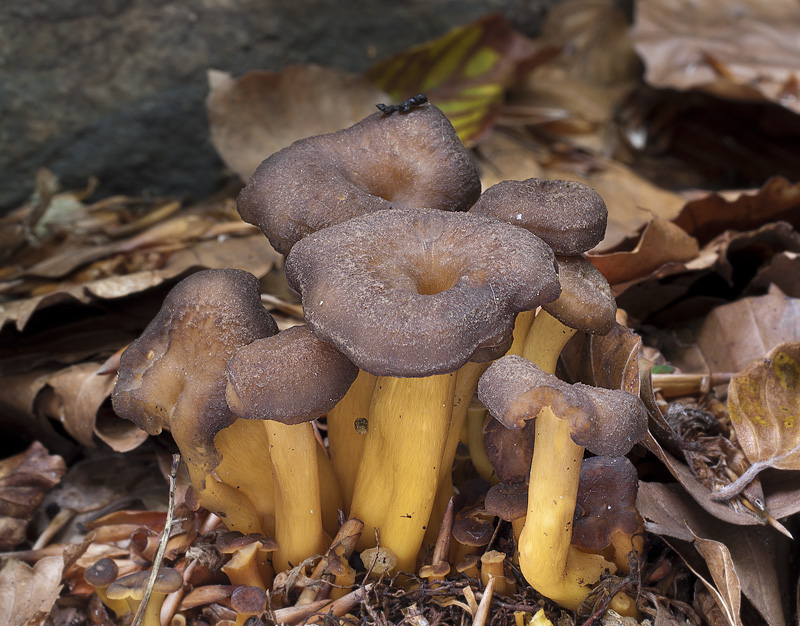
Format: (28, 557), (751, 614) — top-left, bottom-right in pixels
(572, 455), (640, 551)
(285, 209), (561, 377)
(484, 482), (527, 521)
(112, 269), (278, 484)
(542, 255), (616, 334)
(470, 178), (607, 254)
(478, 355), (647, 456)
(226, 324), (358, 424)
(238, 103), (481, 255)
(84, 558), (118, 587)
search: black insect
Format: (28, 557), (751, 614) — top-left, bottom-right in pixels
(376, 93), (428, 114)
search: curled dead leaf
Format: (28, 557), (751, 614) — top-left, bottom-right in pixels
(207, 65), (387, 182)
(0, 556), (64, 626)
(589, 217), (700, 291)
(720, 343), (800, 500)
(0, 442), (65, 551)
(631, 0), (800, 115)
(696, 295), (800, 377)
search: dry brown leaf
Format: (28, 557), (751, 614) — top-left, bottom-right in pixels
(476, 132), (686, 249)
(631, 0), (800, 115)
(589, 218), (700, 290)
(0, 233), (278, 331)
(560, 322), (642, 393)
(0, 557), (64, 626)
(0, 442), (65, 551)
(752, 251), (800, 297)
(207, 65), (387, 182)
(724, 343), (800, 492)
(696, 295), (800, 376)
(637, 481), (787, 626)
(690, 531), (743, 626)
(674, 177), (800, 246)
(548, 156), (687, 249)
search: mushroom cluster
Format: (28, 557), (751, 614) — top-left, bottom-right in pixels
(110, 98), (648, 619)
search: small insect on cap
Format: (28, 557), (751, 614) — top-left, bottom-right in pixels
(237, 102), (480, 256)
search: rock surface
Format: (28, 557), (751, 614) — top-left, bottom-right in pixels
(0, 0), (550, 211)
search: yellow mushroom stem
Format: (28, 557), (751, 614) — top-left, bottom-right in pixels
(467, 310), (535, 484)
(425, 361), (489, 550)
(518, 310), (611, 611)
(326, 370), (377, 512)
(350, 373), (456, 574)
(211, 418), (275, 535)
(265, 420), (329, 573)
(221, 542), (266, 590)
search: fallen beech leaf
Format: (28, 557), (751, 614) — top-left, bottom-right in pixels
(725, 343), (800, 489)
(365, 14), (549, 147)
(631, 0), (800, 115)
(696, 295), (800, 376)
(752, 251), (800, 297)
(560, 322), (642, 393)
(0, 556), (64, 626)
(691, 531), (742, 626)
(548, 156), (687, 250)
(637, 481), (787, 626)
(207, 65), (386, 182)
(674, 177), (800, 246)
(0, 233), (278, 331)
(0, 442), (66, 551)
(589, 218), (700, 290)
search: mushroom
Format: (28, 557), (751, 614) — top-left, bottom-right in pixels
(285, 208), (561, 573)
(225, 324), (358, 572)
(106, 568), (183, 626)
(470, 178), (607, 256)
(484, 482), (528, 545)
(112, 269), (278, 533)
(238, 102), (481, 257)
(478, 355), (647, 610)
(573, 455), (643, 574)
(218, 532), (278, 590)
(84, 558), (130, 617)
(326, 370), (377, 512)
(230, 585), (267, 626)
(451, 513), (494, 566)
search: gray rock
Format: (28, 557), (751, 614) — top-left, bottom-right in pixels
(0, 0), (550, 211)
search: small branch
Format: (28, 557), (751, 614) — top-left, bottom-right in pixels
(131, 454), (180, 626)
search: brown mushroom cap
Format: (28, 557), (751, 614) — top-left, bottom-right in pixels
(470, 178), (607, 255)
(572, 455), (640, 551)
(217, 531), (279, 553)
(112, 269), (278, 486)
(238, 103), (481, 256)
(452, 516), (494, 548)
(285, 208), (561, 378)
(106, 568), (183, 600)
(542, 255), (616, 335)
(84, 558), (119, 588)
(483, 417), (535, 484)
(230, 585), (268, 616)
(484, 482), (528, 522)
(477, 355), (646, 456)
(226, 324), (358, 424)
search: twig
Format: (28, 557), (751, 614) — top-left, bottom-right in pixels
(131, 453), (180, 626)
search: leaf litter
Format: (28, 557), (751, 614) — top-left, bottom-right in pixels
(2, 2), (800, 625)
